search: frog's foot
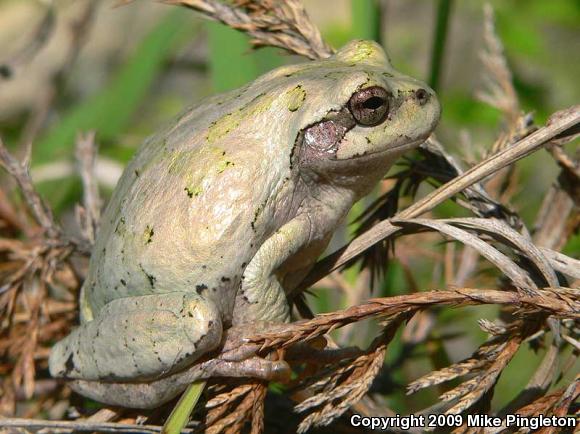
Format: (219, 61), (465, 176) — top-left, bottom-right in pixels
(218, 321), (287, 357)
(200, 356), (291, 382)
(194, 321), (291, 382)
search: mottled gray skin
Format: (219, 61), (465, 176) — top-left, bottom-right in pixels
(49, 40), (440, 408)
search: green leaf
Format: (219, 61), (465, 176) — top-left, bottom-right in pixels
(206, 22), (283, 93)
(428, 0), (454, 92)
(439, 92), (501, 126)
(207, 22), (258, 92)
(33, 10), (193, 165)
(321, 23), (351, 49)
(495, 13), (543, 58)
(563, 232), (580, 258)
(162, 381), (207, 434)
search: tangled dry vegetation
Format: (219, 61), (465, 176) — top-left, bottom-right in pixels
(1, 1), (579, 433)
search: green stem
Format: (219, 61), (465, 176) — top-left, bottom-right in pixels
(351, 0), (383, 44)
(429, 0), (454, 91)
(162, 381), (207, 434)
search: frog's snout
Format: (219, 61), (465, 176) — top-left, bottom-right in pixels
(407, 84), (441, 132)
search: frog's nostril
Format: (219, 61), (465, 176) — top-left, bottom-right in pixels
(415, 88), (429, 105)
(0, 65), (12, 79)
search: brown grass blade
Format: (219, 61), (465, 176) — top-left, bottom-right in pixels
(162, 0), (333, 60)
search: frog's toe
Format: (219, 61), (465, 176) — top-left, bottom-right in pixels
(268, 359), (291, 382)
(207, 357), (291, 382)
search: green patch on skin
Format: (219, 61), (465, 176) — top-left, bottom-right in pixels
(207, 93), (273, 143)
(143, 225), (154, 244)
(180, 147), (234, 197)
(350, 41), (376, 62)
(338, 40), (388, 66)
(80, 292), (95, 322)
(165, 149), (192, 175)
(285, 85), (306, 112)
(185, 185), (203, 198)
(216, 160), (235, 174)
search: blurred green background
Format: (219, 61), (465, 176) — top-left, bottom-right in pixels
(0, 0), (578, 414)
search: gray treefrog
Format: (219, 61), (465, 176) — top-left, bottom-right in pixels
(49, 40), (440, 408)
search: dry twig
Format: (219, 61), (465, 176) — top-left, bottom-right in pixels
(476, 4), (520, 128)
(0, 138), (78, 411)
(75, 131), (101, 247)
(294, 314), (408, 433)
(0, 138), (61, 240)
(204, 381), (267, 434)
(162, 0), (333, 60)
(246, 287), (579, 353)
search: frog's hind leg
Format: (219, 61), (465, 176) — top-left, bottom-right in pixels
(68, 355), (290, 409)
(49, 292), (222, 382)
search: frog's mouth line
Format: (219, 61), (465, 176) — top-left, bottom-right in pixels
(338, 135), (428, 162)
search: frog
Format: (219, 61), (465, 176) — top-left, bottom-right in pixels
(49, 40), (440, 409)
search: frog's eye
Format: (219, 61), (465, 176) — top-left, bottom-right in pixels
(348, 86), (390, 127)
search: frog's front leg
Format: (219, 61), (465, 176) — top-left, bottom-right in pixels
(235, 215), (312, 324)
(49, 292), (223, 382)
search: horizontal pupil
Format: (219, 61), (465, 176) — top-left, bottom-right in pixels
(362, 96), (384, 110)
